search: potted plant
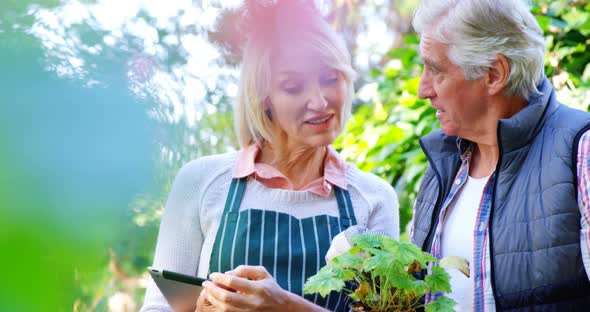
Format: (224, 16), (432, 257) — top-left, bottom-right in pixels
(303, 234), (468, 312)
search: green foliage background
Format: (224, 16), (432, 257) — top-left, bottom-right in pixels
(1, 0), (589, 311)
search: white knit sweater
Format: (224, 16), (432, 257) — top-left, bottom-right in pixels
(140, 151), (399, 311)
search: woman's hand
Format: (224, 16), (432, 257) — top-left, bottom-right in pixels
(325, 225), (367, 263)
(202, 265), (289, 312)
(195, 289), (217, 312)
(325, 226), (393, 263)
(202, 265), (327, 312)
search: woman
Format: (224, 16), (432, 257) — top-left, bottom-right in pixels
(140, 1), (399, 311)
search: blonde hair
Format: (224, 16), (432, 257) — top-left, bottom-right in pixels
(234, 9), (356, 148)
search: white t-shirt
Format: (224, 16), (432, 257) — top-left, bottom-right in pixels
(440, 175), (490, 311)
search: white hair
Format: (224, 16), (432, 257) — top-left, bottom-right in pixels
(235, 12), (355, 148)
(413, 0), (545, 99)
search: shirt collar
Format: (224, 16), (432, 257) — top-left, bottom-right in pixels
(455, 137), (474, 163)
(232, 144), (348, 191)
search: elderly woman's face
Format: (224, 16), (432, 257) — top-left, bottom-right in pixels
(267, 45), (347, 149)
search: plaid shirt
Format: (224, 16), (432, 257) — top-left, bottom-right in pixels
(417, 131), (590, 311)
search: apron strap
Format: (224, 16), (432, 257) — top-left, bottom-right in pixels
(334, 186), (357, 228)
(222, 177), (247, 214)
(210, 177), (246, 275)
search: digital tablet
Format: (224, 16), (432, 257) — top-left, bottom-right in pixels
(148, 267), (208, 312)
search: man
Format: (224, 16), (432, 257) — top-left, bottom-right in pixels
(411, 0), (590, 310)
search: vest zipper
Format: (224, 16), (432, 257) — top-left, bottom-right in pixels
(419, 140), (445, 253)
(488, 124), (503, 309)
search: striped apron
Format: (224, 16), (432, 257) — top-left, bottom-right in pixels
(209, 177), (357, 311)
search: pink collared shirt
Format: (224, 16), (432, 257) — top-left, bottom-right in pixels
(232, 145), (348, 197)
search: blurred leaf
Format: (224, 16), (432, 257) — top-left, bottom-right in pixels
(536, 15), (551, 32)
(425, 267), (452, 294)
(404, 34), (419, 45)
(583, 64), (590, 82)
(562, 8), (590, 30)
(440, 256), (470, 278)
(303, 267), (346, 297)
(426, 296), (456, 312)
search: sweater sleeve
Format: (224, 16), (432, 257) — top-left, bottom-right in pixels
(366, 179), (400, 240)
(140, 159), (208, 312)
(347, 166), (400, 240)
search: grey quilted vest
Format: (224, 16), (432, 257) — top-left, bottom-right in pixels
(412, 78), (590, 310)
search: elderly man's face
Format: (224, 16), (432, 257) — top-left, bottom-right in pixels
(417, 33), (488, 139)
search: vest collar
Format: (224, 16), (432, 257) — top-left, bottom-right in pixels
(419, 131), (458, 164)
(497, 77), (558, 154)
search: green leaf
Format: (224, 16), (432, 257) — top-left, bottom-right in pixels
(403, 34), (420, 45)
(536, 15), (551, 32)
(562, 8), (590, 29)
(387, 48), (419, 67)
(379, 235), (400, 252)
(303, 268), (345, 297)
(426, 296), (456, 312)
(388, 274), (415, 291)
(384, 241), (428, 266)
(578, 18), (590, 35)
(349, 245), (361, 255)
(333, 265), (357, 281)
(351, 234), (385, 250)
(362, 249), (393, 273)
(370, 68), (381, 78)
(425, 266), (452, 294)
(403, 77), (421, 95)
(548, 1), (568, 18)
(556, 44), (586, 60)
(411, 279), (430, 298)
(582, 64), (590, 83)
(422, 252), (438, 264)
(333, 252), (365, 270)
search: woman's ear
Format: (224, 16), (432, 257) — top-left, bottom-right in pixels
(486, 54), (510, 96)
(264, 97), (273, 120)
